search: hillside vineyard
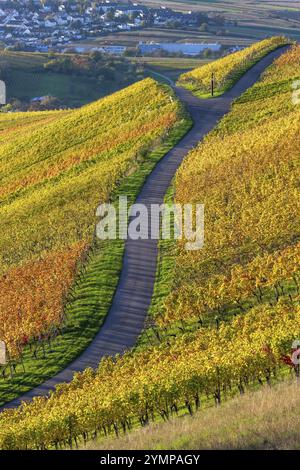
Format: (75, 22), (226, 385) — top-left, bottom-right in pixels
(0, 44), (299, 450)
(0, 79), (183, 359)
(177, 36), (288, 97)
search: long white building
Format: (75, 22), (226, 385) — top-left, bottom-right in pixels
(138, 42), (221, 56)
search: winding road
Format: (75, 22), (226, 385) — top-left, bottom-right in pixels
(1, 46), (288, 411)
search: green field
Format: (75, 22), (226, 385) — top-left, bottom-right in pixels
(0, 51), (145, 107)
(1, 41), (300, 451)
(0, 51), (104, 106)
(0, 15), (300, 453)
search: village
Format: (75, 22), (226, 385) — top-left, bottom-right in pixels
(0, 0), (211, 53)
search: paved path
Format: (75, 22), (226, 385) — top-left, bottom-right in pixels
(0, 46), (288, 411)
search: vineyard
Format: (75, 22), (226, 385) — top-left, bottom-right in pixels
(0, 110), (70, 144)
(177, 36), (289, 97)
(85, 379), (300, 450)
(0, 45), (299, 450)
(0, 78), (184, 364)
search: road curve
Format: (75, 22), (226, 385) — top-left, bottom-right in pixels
(1, 46), (288, 411)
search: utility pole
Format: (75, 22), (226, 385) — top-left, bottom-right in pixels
(211, 72), (215, 97)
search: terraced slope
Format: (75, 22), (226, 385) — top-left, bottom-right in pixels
(0, 46), (293, 449)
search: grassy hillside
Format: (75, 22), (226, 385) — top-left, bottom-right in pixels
(86, 379), (300, 450)
(132, 57), (211, 84)
(177, 36), (289, 97)
(0, 110), (70, 144)
(0, 45), (299, 450)
(0, 51), (145, 107)
(0, 78), (190, 405)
